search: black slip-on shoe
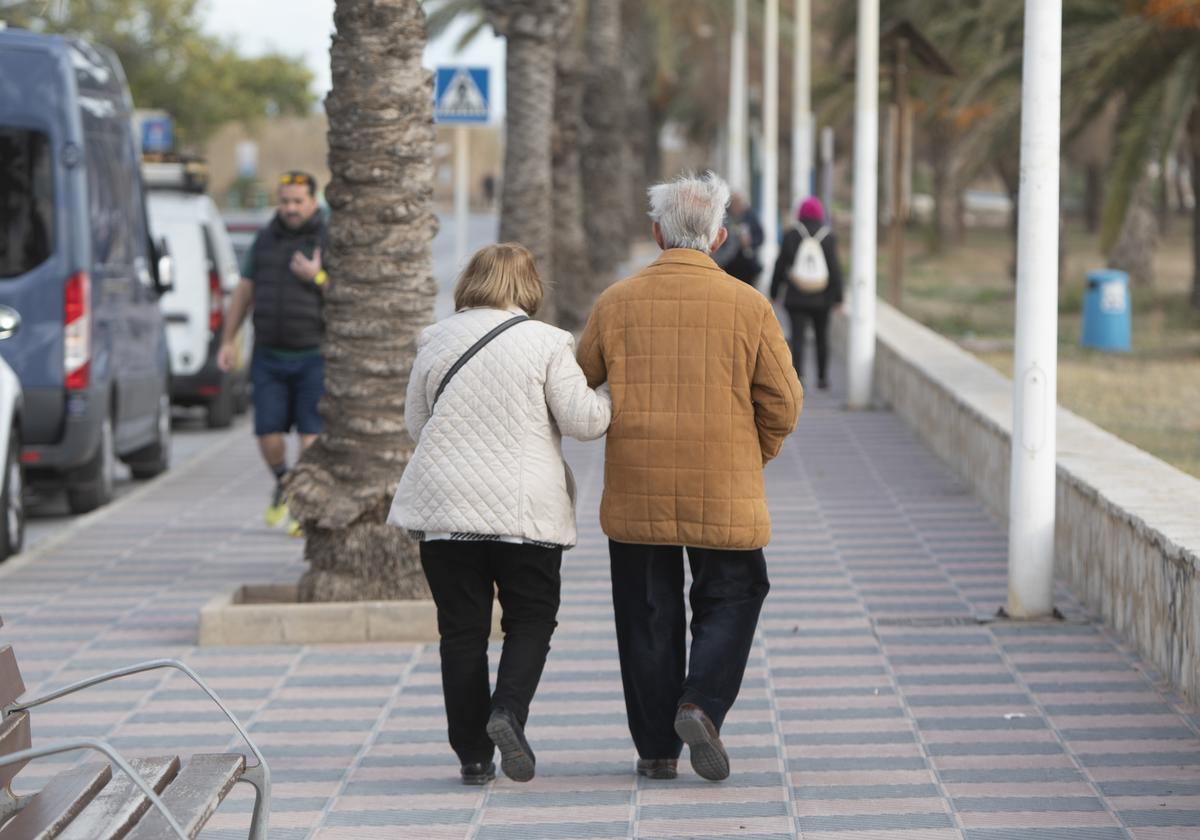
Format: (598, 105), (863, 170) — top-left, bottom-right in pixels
(673, 703), (730, 781)
(460, 761), (496, 785)
(636, 758), (679, 780)
(486, 708), (536, 782)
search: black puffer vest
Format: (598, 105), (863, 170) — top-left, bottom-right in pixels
(249, 212), (327, 351)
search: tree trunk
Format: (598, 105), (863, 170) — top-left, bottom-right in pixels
(288, 0), (438, 602)
(1084, 163), (1103, 234)
(995, 156), (1020, 281)
(551, 38), (592, 332)
(1108, 177), (1158, 287)
(582, 0), (630, 284)
(484, 0), (575, 323)
(929, 122), (953, 254)
(1190, 103), (1200, 309)
(622, 0), (655, 245)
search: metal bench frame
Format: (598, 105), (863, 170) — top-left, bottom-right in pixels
(1, 658), (270, 839)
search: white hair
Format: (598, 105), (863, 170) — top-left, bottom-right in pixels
(647, 171), (731, 252)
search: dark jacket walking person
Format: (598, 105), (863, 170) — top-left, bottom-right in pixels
(770, 197), (843, 389)
(390, 244), (611, 785)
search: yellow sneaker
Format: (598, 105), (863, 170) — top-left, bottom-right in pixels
(265, 502), (287, 528)
(265, 480), (288, 527)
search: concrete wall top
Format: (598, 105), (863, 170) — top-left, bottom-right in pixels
(874, 301), (1200, 565)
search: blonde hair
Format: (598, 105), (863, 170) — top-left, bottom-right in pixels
(453, 243), (544, 316)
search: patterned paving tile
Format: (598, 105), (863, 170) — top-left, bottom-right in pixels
(0, 384), (1198, 840)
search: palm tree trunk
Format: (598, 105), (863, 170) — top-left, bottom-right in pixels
(552, 38), (592, 332)
(484, 0), (574, 325)
(622, 0), (655, 244)
(582, 0), (630, 284)
(1190, 103), (1200, 309)
(287, 0), (437, 601)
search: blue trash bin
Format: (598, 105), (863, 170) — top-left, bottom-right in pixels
(1081, 269), (1131, 352)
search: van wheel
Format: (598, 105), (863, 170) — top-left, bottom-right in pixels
(67, 415), (116, 514)
(0, 428), (25, 561)
(206, 382), (235, 428)
(128, 393), (171, 479)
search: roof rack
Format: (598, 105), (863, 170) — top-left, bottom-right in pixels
(142, 154), (209, 194)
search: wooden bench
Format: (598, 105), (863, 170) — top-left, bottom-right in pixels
(0, 616), (270, 839)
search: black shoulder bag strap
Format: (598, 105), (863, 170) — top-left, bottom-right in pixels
(430, 315), (530, 411)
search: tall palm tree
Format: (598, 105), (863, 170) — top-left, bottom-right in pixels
(482, 0), (576, 324)
(551, 17), (594, 332)
(581, 0), (630, 283)
(287, 0), (438, 601)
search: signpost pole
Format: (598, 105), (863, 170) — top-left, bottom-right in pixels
(455, 125), (469, 269)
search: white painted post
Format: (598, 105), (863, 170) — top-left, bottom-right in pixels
(846, 0), (879, 409)
(728, 0), (749, 193)
(759, 0), (780, 292)
(1007, 0), (1062, 619)
(791, 0), (814, 212)
(454, 124), (470, 269)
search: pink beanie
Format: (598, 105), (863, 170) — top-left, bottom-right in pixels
(798, 197), (825, 222)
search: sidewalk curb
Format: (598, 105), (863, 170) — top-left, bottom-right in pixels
(0, 420), (249, 581)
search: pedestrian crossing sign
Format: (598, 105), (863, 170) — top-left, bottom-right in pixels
(435, 67), (490, 124)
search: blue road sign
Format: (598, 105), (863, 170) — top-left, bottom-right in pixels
(435, 67), (490, 124)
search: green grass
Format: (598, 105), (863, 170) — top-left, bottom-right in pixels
(889, 222), (1200, 479)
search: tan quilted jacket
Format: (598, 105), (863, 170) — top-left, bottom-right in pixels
(578, 248), (803, 550)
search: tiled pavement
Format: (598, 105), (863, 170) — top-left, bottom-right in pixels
(3, 386), (1200, 840)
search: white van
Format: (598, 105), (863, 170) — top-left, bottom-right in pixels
(147, 183), (251, 427)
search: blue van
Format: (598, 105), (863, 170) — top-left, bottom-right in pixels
(0, 29), (173, 513)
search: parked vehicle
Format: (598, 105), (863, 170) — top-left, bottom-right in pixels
(0, 356), (24, 561)
(0, 29), (173, 513)
(223, 207), (275, 271)
(146, 163), (250, 427)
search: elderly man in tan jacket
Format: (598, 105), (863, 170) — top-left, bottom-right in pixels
(578, 171), (803, 782)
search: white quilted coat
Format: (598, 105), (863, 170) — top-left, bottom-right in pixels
(388, 307), (612, 548)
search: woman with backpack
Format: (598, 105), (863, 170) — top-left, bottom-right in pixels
(389, 243), (612, 785)
(770, 197), (844, 390)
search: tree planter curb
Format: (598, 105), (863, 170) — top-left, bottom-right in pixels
(198, 584), (501, 646)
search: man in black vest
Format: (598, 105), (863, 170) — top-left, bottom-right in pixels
(219, 171), (328, 530)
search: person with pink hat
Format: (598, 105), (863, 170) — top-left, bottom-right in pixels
(770, 196), (844, 390)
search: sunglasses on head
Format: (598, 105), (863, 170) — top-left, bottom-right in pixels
(279, 173), (313, 186)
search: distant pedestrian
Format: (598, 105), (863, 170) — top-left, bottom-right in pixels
(390, 243), (612, 786)
(482, 173), (496, 207)
(578, 172), (802, 782)
(713, 192), (764, 286)
(771, 196), (843, 390)
(219, 171), (328, 533)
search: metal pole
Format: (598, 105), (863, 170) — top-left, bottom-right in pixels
(760, 0), (780, 292)
(454, 124), (469, 269)
(1007, 0), (1062, 619)
(820, 125), (834, 215)
(846, 0), (878, 409)
(729, 0), (749, 193)
(887, 38), (909, 307)
(791, 0), (814, 212)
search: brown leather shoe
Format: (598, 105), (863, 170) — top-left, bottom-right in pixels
(636, 758), (678, 780)
(673, 703), (730, 781)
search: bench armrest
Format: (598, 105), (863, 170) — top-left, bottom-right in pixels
(2, 659), (270, 784)
(0, 737), (189, 839)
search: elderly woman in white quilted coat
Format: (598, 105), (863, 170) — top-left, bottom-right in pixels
(389, 243), (611, 787)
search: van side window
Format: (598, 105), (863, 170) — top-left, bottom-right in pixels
(0, 128), (55, 279)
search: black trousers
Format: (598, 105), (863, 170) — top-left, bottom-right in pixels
(420, 540), (562, 764)
(787, 306), (832, 382)
(609, 540), (770, 760)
